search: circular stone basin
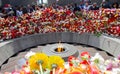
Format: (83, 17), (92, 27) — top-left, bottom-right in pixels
(42, 43), (79, 61)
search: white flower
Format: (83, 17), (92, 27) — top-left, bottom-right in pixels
(99, 65), (106, 72)
(112, 68), (120, 74)
(105, 60), (112, 66)
(114, 58), (120, 65)
(25, 51), (35, 59)
(91, 53), (104, 65)
(64, 62), (69, 69)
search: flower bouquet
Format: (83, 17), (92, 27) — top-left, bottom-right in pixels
(3, 51), (120, 74)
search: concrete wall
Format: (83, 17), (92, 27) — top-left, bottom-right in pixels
(1, 0), (36, 7)
(1, 0), (120, 7)
(0, 32), (120, 66)
(48, 0), (120, 6)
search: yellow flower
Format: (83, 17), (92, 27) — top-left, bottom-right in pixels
(48, 55), (64, 70)
(28, 53), (48, 70)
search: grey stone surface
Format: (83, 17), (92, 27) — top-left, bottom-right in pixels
(88, 34), (105, 48)
(61, 32), (73, 43)
(47, 32), (62, 43)
(102, 36), (119, 55)
(0, 46), (11, 66)
(73, 33), (89, 45)
(5, 41), (22, 58)
(42, 43), (79, 61)
(113, 45), (120, 57)
(18, 35), (37, 50)
(0, 32), (120, 67)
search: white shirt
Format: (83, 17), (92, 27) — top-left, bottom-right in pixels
(16, 10), (23, 17)
(83, 5), (91, 10)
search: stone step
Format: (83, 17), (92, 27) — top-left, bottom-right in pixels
(1, 52), (26, 72)
(1, 60), (18, 73)
(30, 47), (42, 52)
(0, 45), (114, 73)
(8, 52), (26, 62)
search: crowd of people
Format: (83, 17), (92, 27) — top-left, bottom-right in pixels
(0, 4), (40, 18)
(0, 1), (119, 42)
(0, 0), (120, 18)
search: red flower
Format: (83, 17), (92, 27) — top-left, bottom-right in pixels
(70, 71), (81, 74)
(81, 52), (90, 58)
(68, 56), (77, 66)
(68, 56), (76, 62)
(80, 60), (89, 65)
(81, 52), (90, 61)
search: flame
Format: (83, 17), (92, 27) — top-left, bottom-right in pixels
(57, 41), (63, 52)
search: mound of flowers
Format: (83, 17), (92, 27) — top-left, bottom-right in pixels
(0, 8), (120, 41)
(4, 51), (120, 74)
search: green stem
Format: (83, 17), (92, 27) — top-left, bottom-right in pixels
(53, 68), (55, 74)
(39, 63), (43, 74)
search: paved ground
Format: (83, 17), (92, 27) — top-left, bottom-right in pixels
(0, 43), (113, 73)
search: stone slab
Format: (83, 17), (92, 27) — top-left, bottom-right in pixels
(88, 34), (105, 49)
(102, 36), (119, 55)
(61, 32), (73, 43)
(18, 35), (37, 50)
(113, 45), (120, 57)
(0, 46), (11, 66)
(72, 33), (89, 45)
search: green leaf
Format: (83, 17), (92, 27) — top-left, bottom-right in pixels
(94, 59), (99, 64)
(94, 32), (102, 37)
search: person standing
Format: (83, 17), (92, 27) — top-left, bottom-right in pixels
(101, 0), (111, 8)
(27, 4), (34, 13)
(111, 2), (119, 9)
(90, 2), (99, 10)
(16, 7), (23, 17)
(73, 3), (80, 12)
(83, 2), (91, 10)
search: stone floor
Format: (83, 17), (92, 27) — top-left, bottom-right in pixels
(0, 43), (114, 73)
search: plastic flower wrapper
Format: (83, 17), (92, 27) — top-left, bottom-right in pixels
(90, 53), (104, 66)
(111, 68), (120, 74)
(69, 71), (81, 74)
(28, 53), (48, 72)
(88, 63), (101, 74)
(118, 54), (120, 60)
(47, 55), (64, 74)
(103, 68), (120, 74)
(105, 59), (114, 71)
(68, 56), (80, 67)
(25, 51), (35, 60)
(112, 58), (120, 68)
(4, 72), (11, 74)
(12, 70), (20, 74)
(104, 58), (120, 74)
(20, 66), (31, 74)
(80, 52), (90, 61)
(80, 52), (101, 74)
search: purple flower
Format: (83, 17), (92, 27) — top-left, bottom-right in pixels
(118, 54), (120, 60)
(106, 63), (113, 71)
